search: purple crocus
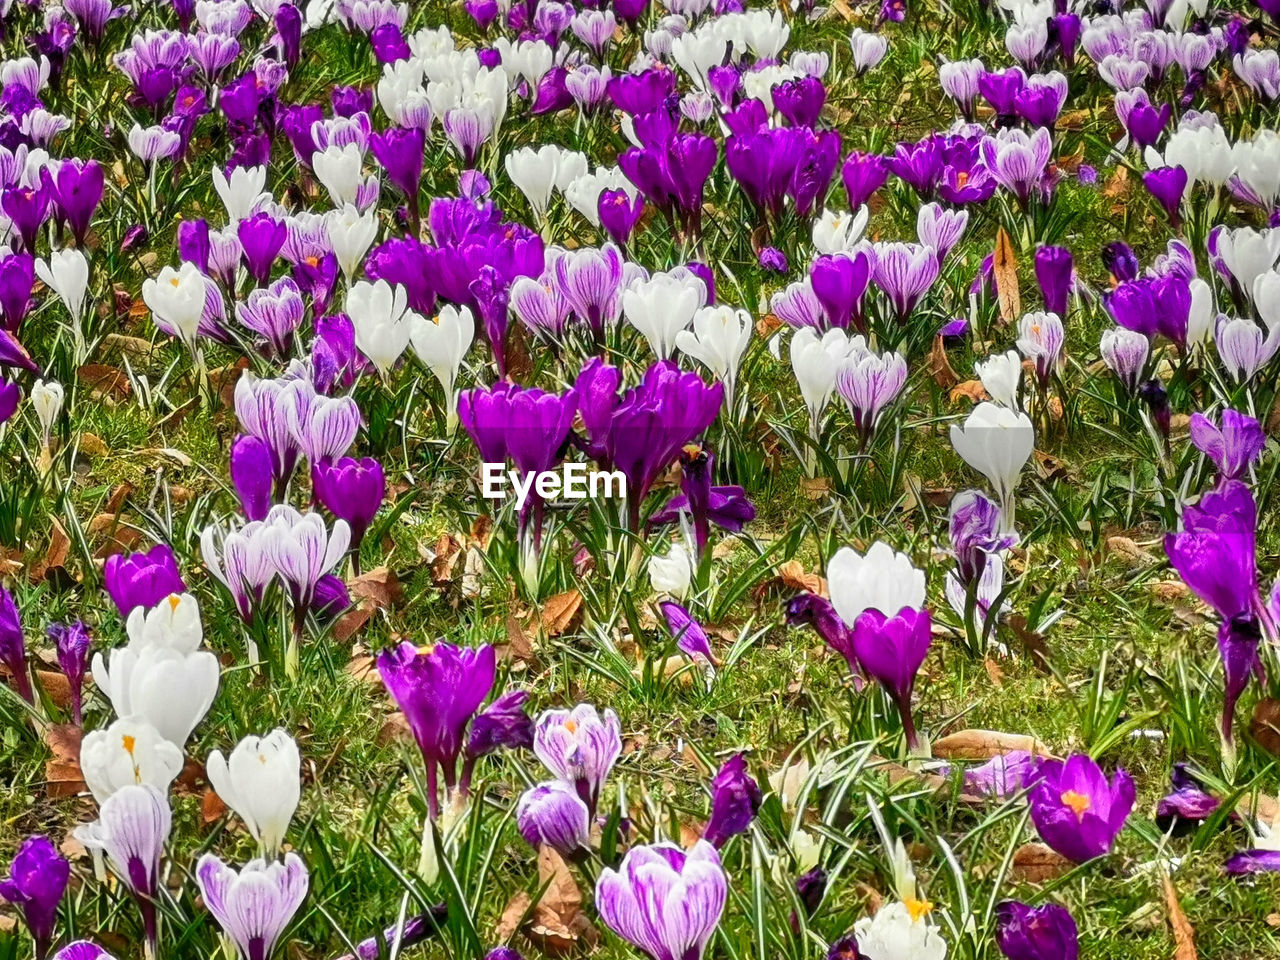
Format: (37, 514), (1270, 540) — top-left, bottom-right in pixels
(230, 434), (275, 523)
(48, 620), (91, 725)
(811, 252), (871, 332)
(649, 446), (755, 560)
(533, 703), (621, 817)
(237, 212), (287, 287)
(102, 544), (186, 616)
(370, 126), (425, 225)
(1155, 764), (1220, 829)
(659, 601), (716, 667)
(42, 159), (104, 245)
(1143, 167), (1187, 229)
(1033, 246), (1073, 317)
(516, 781), (591, 856)
(981, 127), (1052, 206)
(0, 836), (70, 960)
(870, 242), (939, 321)
(1164, 480), (1259, 621)
(598, 188), (645, 247)
(377, 641), (497, 818)
(964, 751), (1036, 798)
(1219, 614), (1265, 746)
(994, 901), (1078, 960)
(841, 150), (891, 209)
(949, 489), (1014, 586)
(1026, 755), (1135, 863)
(785, 592), (863, 688)
(702, 754), (762, 848)
(1190, 409), (1265, 483)
(0, 378), (20, 424)
(0, 586), (32, 704)
(313, 456), (386, 558)
(195, 853), (309, 960)
(851, 606), (931, 749)
(835, 349), (909, 447)
(465, 689), (534, 762)
(0, 253), (34, 332)
(595, 841), (727, 960)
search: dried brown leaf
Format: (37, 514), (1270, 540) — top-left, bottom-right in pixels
(540, 590), (583, 636)
(777, 560), (826, 597)
(1162, 871), (1197, 960)
(350, 566), (402, 610)
(1011, 843), (1072, 883)
(932, 729), (1052, 760)
(949, 380), (989, 405)
(993, 228), (1021, 324)
(927, 335), (959, 390)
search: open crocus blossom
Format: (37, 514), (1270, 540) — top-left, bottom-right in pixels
(206, 729), (301, 856)
(595, 841), (727, 960)
(79, 716), (184, 802)
(1189, 408), (1265, 484)
(0, 836), (70, 960)
(993, 901), (1078, 960)
(377, 641), (497, 818)
(1163, 480), (1260, 623)
(533, 703), (622, 817)
(195, 853), (309, 960)
(1026, 755), (1135, 863)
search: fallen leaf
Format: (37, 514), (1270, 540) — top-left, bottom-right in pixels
(927, 335), (959, 389)
(525, 847), (597, 953)
(333, 601), (375, 644)
(344, 653), (381, 685)
(993, 228), (1021, 324)
(36, 670), (72, 709)
(59, 835), (87, 861)
(202, 789), (227, 824)
(30, 518), (71, 583)
(495, 892), (533, 942)
(1251, 699), (1280, 757)
(540, 590), (583, 636)
(431, 533), (462, 584)
(504, 615), (535, 663)
(1006, 614), (1052, 672)
(1010, 843), (1072, 883)
(1106, 536), (1156, 566)
(984, 659), (1004, 687)
(756, 313), (783, 338)
(350, 566), (403, 610)
(45, 759), (85, 798)
(1162, 870), (1197, 960)
(950, 380), (989, 405)
(777, 560), (826, 597)
(44, 722), (82, 761)
(77, 363), (131, 400)
(931, 730), (1052, 760)
(800, 476), (830, 499)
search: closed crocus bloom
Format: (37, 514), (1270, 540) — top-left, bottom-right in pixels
(623, 272), (705, 360)
(30, 379), (62, 447)
(675, 305), (752, 407)
(659, 601), (715, 667)
(649, 539), (694, 600)
(231, 434), (274, 521)
(347, 279), (419, 376)
(853, 901), (947, 960)
(212, 164), (268, 222)
(1027, 755), (1135, 863)
(79, 717), (183, 803)
(1033, 246), (1073, 317)
(533, 704), (622, 816)
(1190, 408), (1265, 482)
(827, 541), (926, 626)
(1016, 311), (1064, 386)
(516, 781), (591, 855)
(75, 784), (171, 948)
(915, 204), (967, 262)
(261, 505), (350, 611)
(35, 248), (89, 325)
(201, 521), (276, 623)
(812, 207), (869, 256)
(870, 242), (939, 320)
(1164, 480), (1259, 620)
(1216, 225), (1280, 295)
(1099, 327), (1148, 393)
(835, 349), (908, 446)
(849, 28), (888, 73)
(950, 402), (1034, 533)
(994, 901), (1078, 960)
(123, 591), (205, 653)
(1252, 270), (1280, 332)
(595, 841), (727, 960)
(852, 606), (932, 749)
(103, 544), (186, 616)
(326, 203), (378, 281)
(505, 145), (561, 220)
(313, 456), (385, 551)
(0, 835), (70, 960)
(1216, 315), (1280, 383)
(51, 942), (116, 960)
(703, 753), (762, 848)
(50, 620), (92, 724)
(206, 729), (301, 855)
(410, 303), (474, 406)
(0, 377), (19, 424)
(142, 262), (209, 349)
(235, 277), (305, 356)
(92, 644), (219, 748)
(791, 328), (863, 426)
(377, 641), (496, 818)
(196, 853), (308, 960)
(975, 350), (1022, 409)
(313, 142), (366, 208)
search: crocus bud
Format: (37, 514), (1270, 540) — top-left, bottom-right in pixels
(660, 601), (716, 667)
(852, 607), (932, 749)
(949, 402), (1035, 533)
(231, 434), (274, 521)
(313, 456), (385, 552)
(0, 586), (32, 703)
(0, 835), (70, 960)
(516, 781), (591, 855)
(1099, 327), (1149, 393)
(206, 729), (301, 856)
(103, 544), (186, 617)
(30, 378), (63, 447)
(49, 620), (91, 724)
(702, 754), (762, 848)
(649, 540), (694, 599)
(994, 902), (1078, 960)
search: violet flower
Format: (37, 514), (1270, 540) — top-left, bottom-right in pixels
(870, 242), (939, 321)
(649, 446), (754, 560)
(785, 592), (863, 688)
(48, 620), (91, 724)
(994, 901), (1078, 960)
(0, 836), (69, 960)
(1155, 764), (1219, 830)
(231, 434), (274, 521)
(1219, 614), (1265, 747)
(1033, 246), (1073, 317)
(1026, 755), (1134, 863)
(851, 606), (932, 749)
(1163, 480), (1259, 621)
(195, 853), (309, 960)
(0, 586), (32, 704)
(659, 601), (716, 667)
(516, 781), (591, 856)
(702, 754), (762, 848)
(1190, 409), (1265, 484)
(533, 703), (622, 818)
(963, 751), (1035, 798)
(313, 456), (386, 560)
(102, 544), (186, 616)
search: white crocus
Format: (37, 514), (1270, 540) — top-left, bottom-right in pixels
(346, 279), (420, 377)
(206, 729), (301, 855)
(1187, 277), (1215, 348)
(212, 165), (269, 222)
(649, 540), (694, 600)
(975, 350), (1023, 409)
(325, 203), (378, 280)
(410, 304), (474, 428)
(80, 717), (184, 803)
(505, 144), (562, 220)
(1218, 226), (1280, 298)
(852, 900), (948, 960)
(1254, 270), (1280, 332)
(91, 644), (219, 748)
(141, 262), (209, 350)
(949, 401), (1035, 533)
(30, 379), (63, 447)
(623, 272), (706, 360)
(312, 143), (365, 208)
(790, 327), (866, 427)
(35, 248), (89, 328)
(124, 592), (205, 654)
(812, 206), (869, 255)
(827, 541), (926, 626)
(675, 305), (752, 408)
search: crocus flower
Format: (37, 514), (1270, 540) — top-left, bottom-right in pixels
(1143, 167), (1188, 228)
(835, 348), (908, 448)
(0, 836), (70, 960)
(852, 900), (946, 960)
(842, 151), (891, 209)
(1033, 246), (1073, 317)
(1026, 755), (1135, 863)
(994, 901), (1078, 960)
(623, 271), (705, 360)
(976, 350), (1022, 410)
(0, 253), (34, 332)
(313, 457), (385, 556)
(103, 544), (186, 616)
(465, 690), (534, 761)
(533, 703), (622, 817)
(702, 754), (762, 848)
(870, 242), (940, 321)
(231, 434), (274, 521)
(649, 446), (754, 560)
(1190, 409), (1265, 483)
(1155, 764), (1219, 828)
(595, 841), (727, 960)
(963, 751), (1035, 798)
(1099, 327), (1149, 393)
(261, 505), (351, 626)
(75, 784), (172, 951)
(516, 781), (591, 855)
(377, 641), (497, 818)
(206, 729), (301, 856)
(195, 853), (309, 960)
(659, 601), (716, 667)
(1016, 311), (1064, 388)
(828, 541), (926, 627)
(49, 620), (91, 724)
(1220, 614), (1265, 747)
(79, 717), (183, 802)
(852, 606), (932, 749)
(0, 586), (32, 704)
(1164, 480), (1259, 621)
(675, 305), (753, 410)
(950, 402), (1035, 533)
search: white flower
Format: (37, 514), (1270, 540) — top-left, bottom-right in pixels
(1217, 226), (1280, 296)
(35, 248), (89, 324)
(1253, 270), (1280, 332)
(124, 593), (205, 654)
(505, 144), (563, 220)
(30, 379), (63, 445)
(141, 262), (209, 349)
(827, 541), (926, 625)
(410, 303), (475, 401)
(623, 271), (706, 360)
(853, 901), (948, 960)
(849, 28), (889, 73)
(312, 143), (365, 208)
(80, 717), (184, 804)
(325, 203), (378, 280)
(206, 729), (301, 855)
(91, 644), (219, 748)
(649, 540), (694, 599)
(346, 279), (420, 376)
(790, 327), (866, 424)
(674, 305), (752, 402)
(1187, 277), (1215, 347)
(212, 165), (269, 222)
(949, 401), (1034, 532)
(812, 207), (869, 255)
(974, 350), (1022, 409)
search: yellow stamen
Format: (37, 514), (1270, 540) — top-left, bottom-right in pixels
(258, 754), (268, 764)
(169, 276), (181, 287)
(905, 897), (934, 922)
(564, 719), (578, 734)
(122, 734), (136, 754)
(1061, 790), (1091, 820)
(168, 594), (181, 610)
